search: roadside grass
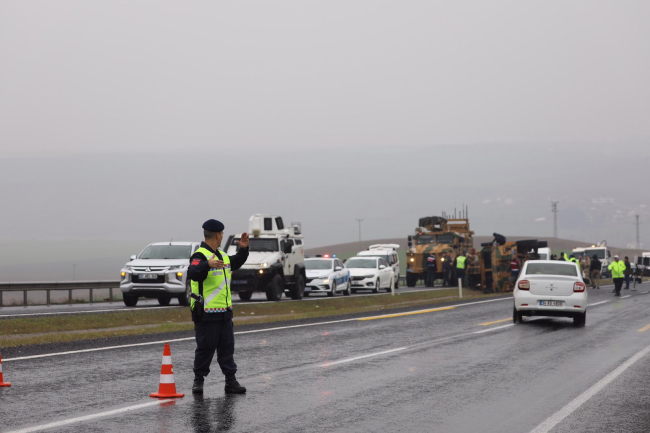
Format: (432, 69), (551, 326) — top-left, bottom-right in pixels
(0, 289), (502, 347)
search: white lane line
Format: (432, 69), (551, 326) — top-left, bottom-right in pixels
(621, 295), (631, 299)
(530, 342), (650, 433)
(322, 347), (408, 367)
(4, 296), (512, 363)
(4, 400), (169, 433)
(588, 300), (609, 307)
(473, 324), (515, 334)
(0, 305), (181, 318)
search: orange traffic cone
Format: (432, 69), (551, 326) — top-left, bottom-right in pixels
(0, 354), (11, 387)
(150, 343), (183, 398)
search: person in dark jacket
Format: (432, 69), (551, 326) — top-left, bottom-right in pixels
(589, 254), (601, 289)
(442, 253), (451, 286)
(425, 254), (436, 287)
(188, 219), (249, 395)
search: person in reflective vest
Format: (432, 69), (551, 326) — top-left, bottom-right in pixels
(456, 253), (467, 288)
(188, 219), (249, 395)
(608, 255), (626, 297)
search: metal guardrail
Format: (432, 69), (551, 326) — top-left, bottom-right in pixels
(0, 281), (121, 306)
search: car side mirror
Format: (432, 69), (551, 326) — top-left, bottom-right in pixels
(379, 265), (386, 269)
(335, 266), (343, 271)
(129, 255), (136, 261)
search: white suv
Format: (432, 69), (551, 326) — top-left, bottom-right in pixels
(357, 244), (400, 289)
(120, 242), (200, 307)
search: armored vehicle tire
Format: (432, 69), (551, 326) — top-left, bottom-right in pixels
(238, 291), (253, 301)
(343, 281), (351, 296)
(372, 279), (380, 293)
(513, 307), (523, 324)
(266, 275), (284, 302)
(158, 296), (171, 306)
(123, 294), (138, 307)
(178, 281), (191, 306)
(304, 292), (310, 297)
(289, 274), (306, 300)
(406, 273), (418, 287)
(327, 281), (336, 297)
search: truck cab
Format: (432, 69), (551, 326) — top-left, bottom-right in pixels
(226, 214), (306, 301)
(572, 242), (612, 278)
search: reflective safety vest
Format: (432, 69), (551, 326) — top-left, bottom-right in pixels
(191, 247), (232, 312)
(608, 261), (626, 279)
(456, 256), (466, 269)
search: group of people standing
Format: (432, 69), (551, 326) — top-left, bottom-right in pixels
(425, 250), (477, 288)
(548, 251), (634, 296)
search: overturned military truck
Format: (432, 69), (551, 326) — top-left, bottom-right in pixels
(468, 233), (548, 293)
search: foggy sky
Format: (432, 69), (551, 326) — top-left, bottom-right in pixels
(1, 1), (649, 269)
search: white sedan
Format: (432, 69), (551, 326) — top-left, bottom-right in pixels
(513, 260), (587, 326)
(346, 257), (395, 293)
(304, 257), (351, 297)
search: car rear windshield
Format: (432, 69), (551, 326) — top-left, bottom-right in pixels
(345, 258), (377, 269)
(305, 260), (333, 270)
(140, 245), (192, 260)
(526, 262), (578, 277)
(232, 238), (279, 252)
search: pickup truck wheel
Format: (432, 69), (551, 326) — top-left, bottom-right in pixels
(289, 275), (305, 300)
(265, 275), (284, 302)
(123, 294), (138, 307)
(158, 296), (171, 306)
(327, 281), (336, 297)
(238, 291), (253, 301)
(178, 281), (191, 306)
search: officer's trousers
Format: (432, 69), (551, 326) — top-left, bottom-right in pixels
(425, 269), (436, 287)
(193, 314), (237, 377)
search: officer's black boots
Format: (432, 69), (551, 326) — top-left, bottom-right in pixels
(224, 374), (246, 394)
(192, 375), (204, 394)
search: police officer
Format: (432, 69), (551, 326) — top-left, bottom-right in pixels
(188, 219), (250, 395)
(608, 255), (626, 297)
(456, 251), (467, 288)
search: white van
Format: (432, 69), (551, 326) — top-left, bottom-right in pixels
(357, 244), (400, 289)
(537, 247), (551, 260)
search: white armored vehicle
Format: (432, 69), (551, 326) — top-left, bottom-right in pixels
(226, 214), (306, 301)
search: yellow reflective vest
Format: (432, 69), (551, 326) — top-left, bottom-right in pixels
(608, 261), (626, 279)
(191, 247), (232, 312)
(456, 256), (466, 269)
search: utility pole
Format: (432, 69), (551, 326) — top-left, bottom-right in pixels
(551, 201), (559, 238)
(355, 218), (364, 249)
(636, 214), (641, 250)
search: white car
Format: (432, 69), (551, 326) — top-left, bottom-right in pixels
(513, 260), (587, 326)
(120, 242), (200, 307)
(357, 244), (401, 289)
(346, 256), (395, 293)
(304, 257), (351, 297)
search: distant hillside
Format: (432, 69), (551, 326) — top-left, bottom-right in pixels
(306, 237), (645, 259)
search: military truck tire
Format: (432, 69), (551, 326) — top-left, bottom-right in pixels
(265, 275), (284, 302)
(327, 281), (336, 297)
(406, 273), (418, 287)
(158, 296), (171, 306)
(372, 279), (380, 293)
(344, 281), (351, 296)
(289, 274), (305, 300)
(178, 281), (191, 306)
(238, 291), (253, 301)
(123, 294), (138, 307)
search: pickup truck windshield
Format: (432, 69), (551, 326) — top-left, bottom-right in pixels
(140, 245), (192, 260)
(233, 238), (279, 252)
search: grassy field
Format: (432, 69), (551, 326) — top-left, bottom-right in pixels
(0, 289), (501, 348)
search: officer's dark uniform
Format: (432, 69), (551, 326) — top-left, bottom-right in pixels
(188, 219), (249, 394)
(425, 254), (436, 287)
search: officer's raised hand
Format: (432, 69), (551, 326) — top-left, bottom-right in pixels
(208, 254), (225, 269)
(239, 232), (250, 249)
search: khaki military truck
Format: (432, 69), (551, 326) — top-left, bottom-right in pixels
(473, 234), (548, 293)
(405, 216), (474, 287)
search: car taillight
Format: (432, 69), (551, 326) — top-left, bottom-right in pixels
(573, 282), (586, 292)
(518, 280), (530, 290)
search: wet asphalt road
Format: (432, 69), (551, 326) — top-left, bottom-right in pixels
(0, 284), (440, 318)
(2, 285), (650, 432)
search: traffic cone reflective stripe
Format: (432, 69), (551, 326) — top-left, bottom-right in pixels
(0, 354), (11, 387)
(150, 343), (183, 398)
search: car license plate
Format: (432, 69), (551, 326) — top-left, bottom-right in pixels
(540, 300), (564, 307)
(233, 280), (248, 285)
(138, 274), (158, 279)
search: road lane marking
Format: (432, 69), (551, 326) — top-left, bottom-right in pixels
(530, 342), (650, 433)
(322, 347), (408, 367)
(638, 324), (650, 333)
(0, 305), (181, 318)
(4, 296), (512, 362)
(479, 318), (511, 326)
(4, 400), (170, 433)
(588, 300), (609, 307)
(473, 324), (514, 334)
(358, 306), (456, 321)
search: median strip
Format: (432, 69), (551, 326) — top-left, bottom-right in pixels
(357, 306), (456, 321)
